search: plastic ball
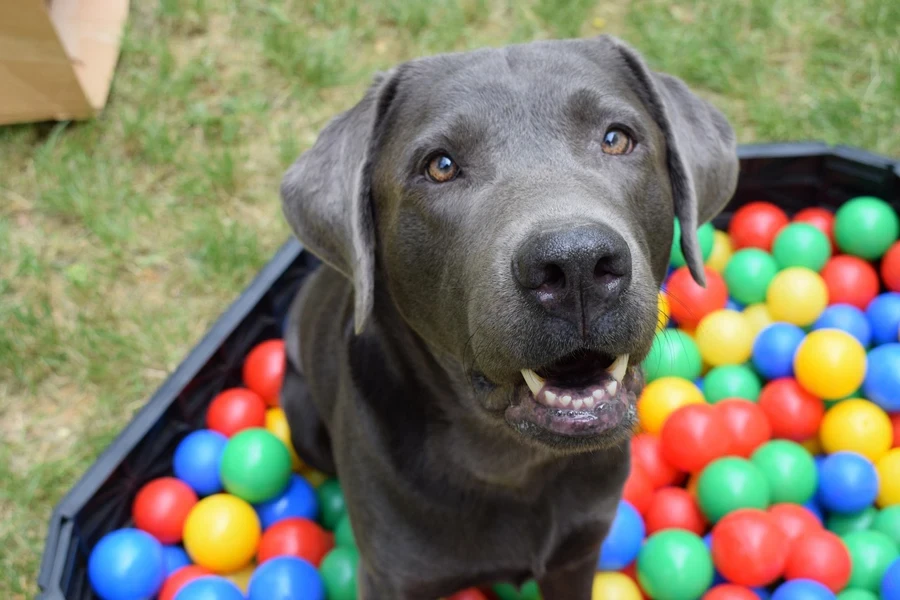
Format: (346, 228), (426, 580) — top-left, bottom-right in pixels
(643, 329), (703, 382)
(743, 303), (775, 337)
(841, 530), (899, 591)
(752, 323), (806, 380)
(819, 399), (892, 462)
(882, 559), (900, 600)
(864, 344), (900, 411)
(257, 517), (333, 566)
(316, 479), (347, 530)
(812, 305), (872, 348)
(88, 528), (166, 600)
(867, 293), (900, 346)
(827, 507), (878, 536)
(162, 545), (192, 576)
(660, 404), (730, 473)
(224, 563), (255, 593)
(714, 399), (772, 458)
(159, 565), (213, 600)
(644, 486), (707, 535)
(132, 478), (198, 544)
(696, 310), (755, 366)
(723, 249), (780, 305)
(672, 219), (716, 268)
(319, 546), (360, 600)
(711, 508), (788, 586)
(666, 266), (729, 329)
(834, 196), (899, 260)
(658, 292), (671, 332)
(729, 202), (790, 251)
(334, 515), (356, 549)
(637, 529), (713, 600)
(174, 576), (245, 600)
(784, 529), (852, 592)
(265, 407), (303, 471)
(243, 339), (286, 406)
(794, 329), (867, 400)
(883, 242), (900, 292)
(767, 503), (822, 542)
(821, 256), (880, 311)
(220, 428), (292, 504)
(697, 457), (771, 522)
(448, 590), (490, 600)
(758, 378), (825, 441)
(623, 464), (655, 515)
(750, 440), (818, 504)
(767, 267), (829, 326)
(247, 556), (324, 600)
(599, 500), (646, 570)
(183, 494), (261, 573)
(592, 572), (644, 600)
(877, 449), (900, 507)
(704, 585), (760, 600)
(873, 506), (900, 546)
(771, 580), (836, 600)
(704, 365), (762, 403)
(173, 430), (228, 497)
(817, 451), (879, 514)
(773, 223), (832, 271)
(793, 207), (836, 251)
(206, 388), (267, 438)
(708, 230), (734, 273)
(836, 591), (878, 600)
(637, 377), (705, 434)
(255, 474), (319, 529)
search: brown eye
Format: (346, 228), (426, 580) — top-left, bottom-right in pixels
(601, 128), (635, 155)
(426, 153), (459, 183)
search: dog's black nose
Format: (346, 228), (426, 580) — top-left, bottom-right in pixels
(513, 223), (632, 323)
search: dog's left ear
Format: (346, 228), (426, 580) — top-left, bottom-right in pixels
(604, 37), (739, 286)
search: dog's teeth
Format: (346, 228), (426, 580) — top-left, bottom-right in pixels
(607, 354), (629, 383)
(560, 395), (572, 407)
(544, 391), (557, 405)
(592, 389), (605, 400)
(521, 369), (545, 397)
(583, 396), (595, 409)
(605, 379), (619, 396)
(572, 398), (583, 410)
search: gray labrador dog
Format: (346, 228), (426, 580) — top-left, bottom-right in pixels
(279, 35), (738, 600)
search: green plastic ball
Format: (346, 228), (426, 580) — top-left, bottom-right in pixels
(772, 222), (832, 271)
(723, 248), (780, 305)
(671, 219), (716, 268)
(637, 529), (713, 600)
(703, 364), (762, 403)
(842, 530), (900, 591)
(319, 546), (360, 600)
(316, 479), (347, 530)
(219, 428), (292, 503)
(872, 506), (900, 547)
(749, 440), (818, 504)
(696, 457), (771, 522)
(643, 330), (703, 382)
(827, 507), (878, 536)
(335, 514), (356, 548)
(837, 590), (879, 600)
(520, 580), (541, 600)
(834, 196), (900, 260)
(492, 581), (540, 600)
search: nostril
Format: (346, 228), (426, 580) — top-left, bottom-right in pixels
(540, 264), (566, 291)
(593, 258), (622, 287)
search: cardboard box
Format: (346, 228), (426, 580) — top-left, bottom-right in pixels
(0, 0), (129, 125)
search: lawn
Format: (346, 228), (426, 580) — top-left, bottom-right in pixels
(0, 0), (898, 596)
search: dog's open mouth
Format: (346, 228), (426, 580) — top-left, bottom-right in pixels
(521, 351), (627, 410)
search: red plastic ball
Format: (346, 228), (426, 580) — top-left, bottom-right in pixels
(767, 503), (822, 543)
(703, 584), (760, 600)
(713, 399), (772, 458)
(644, 486), (708, 535)
(891, 413), (900, 448)
(243, 339), (286, 406)
(257, 517), (334, 566)
(757, 378), (824, 441)
(711, 508), (789, 587)
(132, 477), (198, 544)
(728, 202), (790, 251)
(665, 266), (729, 329)
(623, 464), (655, 515)
(883, 242), (900, 292)
(448, 590), (489, 600)
(793, 207), (836, 252)
(659, 404), (730, 473)
(622, 563), (650, 599)
(206, 388), (267, 437)
(158, 565), (213, 600)
(631, 433), (684, 488)
(784, 529), (852, 592)
(820, 255), (880, 310)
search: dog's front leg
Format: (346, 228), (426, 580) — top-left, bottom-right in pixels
(537, 547), (600, 600)
(358, 568), (428, 600)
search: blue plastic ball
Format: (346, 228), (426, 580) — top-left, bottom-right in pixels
(752, 322), (806, 380)
(753, 588), (771, 600)
(813, 304), (873, 347)
(817, 451), (879, 514)
(727, 298), (745, 312)
(162, 545), (192, 576)
(173, 430), (227, 496)
(803, 497), (826, 523)
(598, 500), (645, 570)
(248, 556), (325, 600)
(88, 528), (166, 600)
(882, 558), (900, 600)
(867, 293), (900, 346)
(772, 579), (836, 600)
(255, 474), (319, 529)
(174, 576), (245, 600)
(694, 377), (705, 393)
(863, 344), (900, 411)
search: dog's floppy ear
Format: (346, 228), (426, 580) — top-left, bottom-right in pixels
(281, 69), (402, 334)
(606, 37), (739, 286)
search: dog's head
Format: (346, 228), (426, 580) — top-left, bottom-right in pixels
(281, 36), (738, 452)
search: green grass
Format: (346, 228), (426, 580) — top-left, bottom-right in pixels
(0, 0), (897, 596)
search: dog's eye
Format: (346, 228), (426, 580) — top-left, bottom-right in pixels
(425, 153), (459, 183)
(601, 128), (635, 156)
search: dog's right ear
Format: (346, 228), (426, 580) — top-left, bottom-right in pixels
(281, 69), (402, 335)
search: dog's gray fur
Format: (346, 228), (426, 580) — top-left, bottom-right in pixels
(280, 35), (738, 599)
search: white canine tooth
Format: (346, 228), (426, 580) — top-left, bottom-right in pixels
(560, 395), (572, 407)
(521, 369), (545, 397)
(583, 396), (595, 409)
(592, 389), (605, 400)
(605, 379), (619, 396)
(607, 354), (629, 383)
(572, 398), (584, 410)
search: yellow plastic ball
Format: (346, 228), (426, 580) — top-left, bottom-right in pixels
(183, 494), (261, 573)
(706, 230), (734, 273)
(694, 309), (754, 367)
(592, 572), (644, 600)
(877, 449), (900, 507)
(225, 563), (255, 592)
(638, 377), (705, 434)
(265, 407), (304, 471)
(801, 436), (823, 456)
(657, 292), (670, 333)
(300, 467), (329, 488)
(794, 329), (867, 400)
(766, 267), (829, 326)
(743, 303), (773, 337)
(819, 398), (892, 461)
